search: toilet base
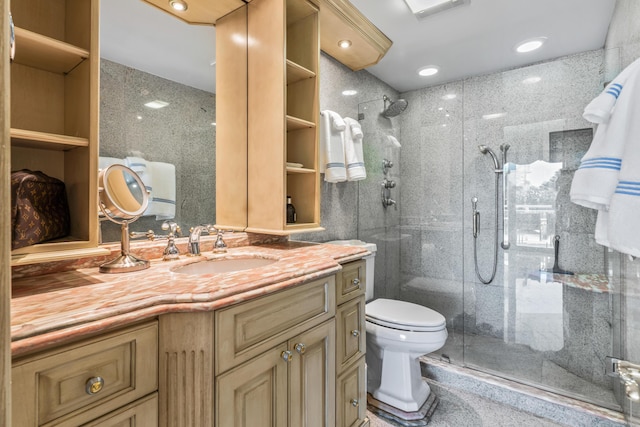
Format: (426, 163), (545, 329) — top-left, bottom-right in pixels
(367, 388), (439, 426)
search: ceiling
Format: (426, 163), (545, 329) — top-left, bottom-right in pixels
(100, 0), (617, 94)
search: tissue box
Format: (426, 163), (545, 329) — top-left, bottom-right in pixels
(10, 170), (71, 250)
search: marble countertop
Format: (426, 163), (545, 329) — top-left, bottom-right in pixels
(11, 241), (368, 357)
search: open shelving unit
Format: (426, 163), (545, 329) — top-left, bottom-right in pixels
(244, 0), (322, 234)
(9, 0), (104, 264)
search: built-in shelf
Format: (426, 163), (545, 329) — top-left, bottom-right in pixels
(286, 115), (316, 131)
(11, 246), (110, 266)
(285, 223), (324, 233)
(13, 27), (89, 74)
(286, 59), (315, 85)
(286, 166), (316, 174)
(10, 128), (89, 150)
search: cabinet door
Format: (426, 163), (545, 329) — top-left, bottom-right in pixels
(216, 343), (288, 427)
(289, 320), (336, 427)
(336, 358), (366, 427)
(336, 296), (366, 373)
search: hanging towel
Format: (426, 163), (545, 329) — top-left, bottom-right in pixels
(605, 69), (640, 256)
(387, 135), (402, 148)
(344, 117), (366, 181)
(125, 156), (153, 194)
(583, 57), (640, 123)
(320, 110), (347, 183)
(145, 161), (176, 220)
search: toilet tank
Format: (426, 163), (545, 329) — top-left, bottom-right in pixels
(326, 240), (377, 301)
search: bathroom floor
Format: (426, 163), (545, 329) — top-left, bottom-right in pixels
(367, 379), (565, 427)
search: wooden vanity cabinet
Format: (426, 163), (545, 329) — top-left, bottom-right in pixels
(215, 276), (336, 426)
(9, 0), (105, 265)
(335, 260), (368, 427)
(11, 321), (159, 426)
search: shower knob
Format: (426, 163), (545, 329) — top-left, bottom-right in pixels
(382, 159), (394, 169)
(382, 178), (396, 188)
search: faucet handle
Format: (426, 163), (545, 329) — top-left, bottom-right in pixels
(130, 230), (156, 241)
(213, 228), (228, 253)
(161, 221), (181, 237)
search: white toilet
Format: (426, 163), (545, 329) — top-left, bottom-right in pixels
(328, 240), (448, 413)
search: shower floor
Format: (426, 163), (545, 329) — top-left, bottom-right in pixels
(433, 330), (619, 410)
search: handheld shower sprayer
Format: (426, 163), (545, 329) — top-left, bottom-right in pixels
(478, 145), (501, 172)
(472, 197), (479, 238)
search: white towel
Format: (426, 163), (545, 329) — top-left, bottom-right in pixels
(387, 135), (401, 148)
(344, 117), (366, 181)
(145, 161), (176, 220)
(605, 69), (640, 256)
(98, 156), (123, 171)
(583, 57), (640, 123)
(320, 110), (347, 183)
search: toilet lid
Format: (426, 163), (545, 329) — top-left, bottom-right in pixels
(366, 299), (446, 332)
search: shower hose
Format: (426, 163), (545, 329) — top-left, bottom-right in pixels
(473, 172), (500, 284)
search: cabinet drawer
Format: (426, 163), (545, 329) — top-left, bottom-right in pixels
(336, 296), (366, 373)
(12, 322), (158, 426)
(216, 275), (335, 373)
(336, 357), (366, 427)
(337, 261), (365, 306)
(80, 393), (158, 427)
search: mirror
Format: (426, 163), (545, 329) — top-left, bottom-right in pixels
(98, 165), (150, 273)
(99, 0), (218, 243)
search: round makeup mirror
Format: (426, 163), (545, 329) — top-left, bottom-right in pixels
(98, 164), (150, 273)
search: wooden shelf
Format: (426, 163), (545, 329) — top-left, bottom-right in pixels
(286, 115), (316, 130)
(286, 59), (315, 84)
(10, 128), (89, 150)
(13, 27), (89, 74)
(286, 166), (316, 174)
(11, 246), (110, 266)
(285, 223), (324, 233)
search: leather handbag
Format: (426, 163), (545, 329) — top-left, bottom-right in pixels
(10, 170), (71, 250)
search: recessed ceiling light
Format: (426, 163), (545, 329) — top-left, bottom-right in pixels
(342, 89), (358, 96)
(169, 0), (188, 11)
(515, 37), (546, 53)
(418, 66), (439, 77)
(522, 76), (542, 84)
(338, 40), (352, 48)
(442, 93), (457, 100)
(144, 100), (169, 109)
(482, 112), (507, 120)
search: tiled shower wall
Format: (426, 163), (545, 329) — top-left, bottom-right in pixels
(294, 54), (403, 300)
(99, 59), (216, 243)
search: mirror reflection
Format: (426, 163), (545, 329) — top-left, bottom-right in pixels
(103, 167), (147, 218)
(99, 0), (217, 243)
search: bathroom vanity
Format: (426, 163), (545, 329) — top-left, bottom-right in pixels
(10, 241), (369, 426)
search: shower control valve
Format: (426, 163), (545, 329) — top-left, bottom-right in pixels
(381, 178), (396, 189)
(382, 159), (394, 175)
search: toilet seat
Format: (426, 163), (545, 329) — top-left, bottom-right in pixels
(366, 299), (446, 332)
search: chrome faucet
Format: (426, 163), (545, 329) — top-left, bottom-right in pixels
(213, 229), (228, 253)
(161, 221), (181, 261)
(188, 224), (214, 256)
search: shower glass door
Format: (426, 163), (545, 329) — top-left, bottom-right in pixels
(460, 51), (623, 410)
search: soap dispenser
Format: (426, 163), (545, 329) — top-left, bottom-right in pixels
(286, 196), (297, 224)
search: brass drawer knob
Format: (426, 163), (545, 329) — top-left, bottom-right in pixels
(85, 376), (105, 395)
(352, 278), (361, 287)
(281, 350), (294, 362)
(294, 343), (306, 354)
(350, 398), (359, 407)
(351, 329), (360, 337)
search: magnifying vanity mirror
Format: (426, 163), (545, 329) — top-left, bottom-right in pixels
(98, 164), (150, 273)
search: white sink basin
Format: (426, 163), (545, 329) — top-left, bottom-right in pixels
(173, 257), (277, 275)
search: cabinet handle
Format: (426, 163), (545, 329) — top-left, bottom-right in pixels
(350, 399), (359, 407)
(281, 350), (294, 362)
(352, 278), (361, 287)
(294, 343), (306, 354)
(351, 330), (360, 337)
(85, 376), (105, 395)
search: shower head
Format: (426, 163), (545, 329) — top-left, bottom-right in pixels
(478, 145), (500, 171)
(382, 95), (408, 118)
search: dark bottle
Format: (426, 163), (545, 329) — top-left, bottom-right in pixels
(286, 196), (297, 224)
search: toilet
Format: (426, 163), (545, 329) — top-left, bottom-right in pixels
(327, 240), (448, 414)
